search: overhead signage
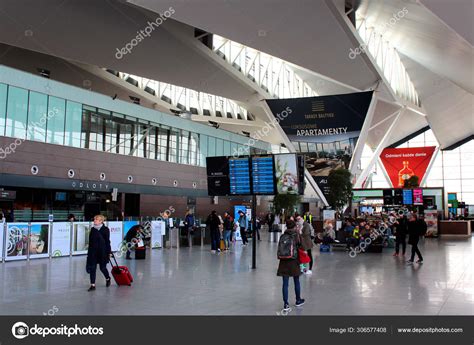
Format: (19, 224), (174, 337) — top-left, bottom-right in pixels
(266, 91), (373, 198)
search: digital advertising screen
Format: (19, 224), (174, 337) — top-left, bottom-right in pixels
(403, 189), (413, 205)
(206, 156), (231, 196)
(383, 189), (393, 205)
(394, 189), (403, 205)
(413, 188), (423, 205)
(274, 154), (300, 195)
(229, 157), (251, 195)
(251, 156), (275, 195)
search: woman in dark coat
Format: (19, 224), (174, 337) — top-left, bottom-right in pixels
(86, 215), (112, 291)
(277, 220), (305, 312)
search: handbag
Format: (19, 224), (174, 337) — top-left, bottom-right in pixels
(298, 248), (310, 264)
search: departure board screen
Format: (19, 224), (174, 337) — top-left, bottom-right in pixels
(251, 156), (275, 195)
(403, 189), (413, 205)
(229, 158), (251, 195)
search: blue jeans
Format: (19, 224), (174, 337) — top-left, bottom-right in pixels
(224, 230), (231, 248)
(211, 230), (219, 251)
(282, 276), (301, 305)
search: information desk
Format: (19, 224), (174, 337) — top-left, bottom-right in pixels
(438, 221), (472, 238)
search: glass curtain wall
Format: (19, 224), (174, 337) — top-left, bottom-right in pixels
(0, 82), (269, 168)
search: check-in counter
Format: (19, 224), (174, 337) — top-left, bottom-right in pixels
(439, 221), (472, 238)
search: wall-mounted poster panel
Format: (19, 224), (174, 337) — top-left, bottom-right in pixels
(107, 222), (124, 252)
(72, 222), (90, 255)
(51, 222), (71, 257)
(29, 222), (50, 259)
(5, 223), (29, 261)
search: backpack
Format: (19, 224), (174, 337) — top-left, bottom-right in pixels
(277, 232), (298, 260)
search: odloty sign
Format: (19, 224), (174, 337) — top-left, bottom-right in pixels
(71, 181), (111, 191)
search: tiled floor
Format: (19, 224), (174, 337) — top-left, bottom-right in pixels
(0, 235), (472, 315)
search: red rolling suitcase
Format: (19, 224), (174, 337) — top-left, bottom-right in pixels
(110, 253), (133, 286)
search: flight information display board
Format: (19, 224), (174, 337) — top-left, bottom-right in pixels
(251, 156), (275, 195)
(229, 158), (251, 195)
(403, 189), (413, 205)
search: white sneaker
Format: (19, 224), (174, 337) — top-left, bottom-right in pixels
(211, 250), (216, 254)
(305, 270), (312, 275)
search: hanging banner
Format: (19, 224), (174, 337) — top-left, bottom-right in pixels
(29, 222), (50, 259)
(5, 223), (29, 261)
(424, 209), (439, 237)
(151, 220), (166, 248)
(72, 222), (90, 255)
(51, 222), (71, 257)
(107, 221), (124, 252)
(379, 147), (436, 188)
(266, 91), (373, 197)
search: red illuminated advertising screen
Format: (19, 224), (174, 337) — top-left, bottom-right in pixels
(413, 188), (423, 205)
(380, 147), (436, 188)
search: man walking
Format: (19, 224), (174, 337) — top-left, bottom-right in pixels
(407, 213), (427, 264)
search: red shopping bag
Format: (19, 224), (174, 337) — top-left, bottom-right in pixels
(298, 248), (310, 264)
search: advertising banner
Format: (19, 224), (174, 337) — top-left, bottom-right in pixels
(151, 220), (166, 248)
(72, 222), (90, 255)
(266, 91), (373, 197)
(5, 223), (29, 261)
(51, 222), (71, 257)
(107, 222), (124, 252)
(29, 222), (50, 259)
(379, 147), (436, 188)
(424, 210), (439, 237)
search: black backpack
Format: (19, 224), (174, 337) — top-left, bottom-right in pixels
(277, 232), (298, 260)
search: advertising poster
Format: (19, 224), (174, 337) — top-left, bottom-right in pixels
(151, 220), (166, 248)
(413, 188), (423, 205)
(5, 223), (29, 261)
(274, 154), (300, 195)
(29, 222), (50, 259)
(51, 222), (71, 257)
(72, 222), (90, 255)
(379, 147), (436, 188)
(323, 210), (336, 230)
(107, 221), (124, 252)
(424, 210), (438, 237)
(267, 91), (373, 198)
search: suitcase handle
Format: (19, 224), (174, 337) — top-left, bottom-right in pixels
(110, 252), (119, 268)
